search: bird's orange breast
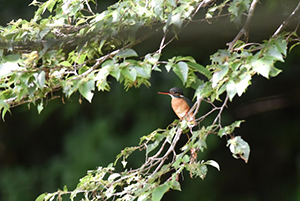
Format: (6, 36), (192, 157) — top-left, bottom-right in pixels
(171, 98), (195, 122)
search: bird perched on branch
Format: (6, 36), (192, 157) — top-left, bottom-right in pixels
(158, 87), (196, 125)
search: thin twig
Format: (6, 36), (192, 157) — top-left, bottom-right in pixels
(84, 0), (95, 15)
(147, 128), (183, 178)
(273, 0), (300, 37)
(212, 95), (229, 127)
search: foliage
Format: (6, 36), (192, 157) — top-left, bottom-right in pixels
(0, 0), (299, 200)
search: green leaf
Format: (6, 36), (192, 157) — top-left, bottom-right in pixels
(187, 62), (212, 79)
(1, 106), (10, 121)
(269, 66), (282, 77)
(198, 163), (208, 180)
(252, 58), (273, 78)
(45, 0), (56, 13)
(111, 67), (121, 81)
(77, 54), (87, 65)
(0, 62), (20, 78)
(175, 56), (196, 63)
(173, 61), (188, 85)
(95, 66), (111, 91)
(227, 136), (250, 163)
(3, 54), (20, 62)
(39, 28), (51, 39)
(212, 65), (229, 88)
(137, 193), (151, 201)
(152, 183), (170, 201)
(204, 160), (220, 171)
(134, 66), (151, 78)
(218, 120), (244, 137)
(144, 53), (160, 65)
(107, 173), (121, 182)
(169, 180), (181, 191)
(165, 59), (175, 72)
(274, 38), (287, 56)
(79, 80), (95, 103)
(226, 80), (236, 101)
(37, 71), (46, 89)
(60, 61), (72, 67)
(195, 82), (213, 99)
(170, 13), (182, 28)
(121, 68), (137, 82)
(35, 193), (47, 201)
(37, 101), (44, 114)
(63, 185), (68, 192)
(146, 140), (159, 155)
(116, 49), (138, 58)
(265, 45), (284, 62)
(236, 73), (251, 96)
(228, 0), (250, 22)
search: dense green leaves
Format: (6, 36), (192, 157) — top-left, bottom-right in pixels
(1, 0), (299, 200)
(0, 0), (206, 111)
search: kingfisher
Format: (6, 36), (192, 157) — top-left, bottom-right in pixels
(158, 87), (196, 124)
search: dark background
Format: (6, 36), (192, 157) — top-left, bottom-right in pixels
(0, 0), (299, 200)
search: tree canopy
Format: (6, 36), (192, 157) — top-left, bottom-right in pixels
(0, 0), (300, 200)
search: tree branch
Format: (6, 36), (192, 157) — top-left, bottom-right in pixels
(227, 0), (259, 50)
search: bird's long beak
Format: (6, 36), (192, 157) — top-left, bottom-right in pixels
(158, 91), (170, 95)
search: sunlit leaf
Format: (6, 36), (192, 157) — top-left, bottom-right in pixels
(108, 173), (121, 182)
(95, 66), (111, 91)
(79, 80), (95, 103)
(204, 160), (220, 171)
(37, 71), (46, 89)
(137, 193), (151, 201)
(227, 136), (250, 163)
(212, 65), (229, 88)
(236, 73), (251, 96)
(37, 101), (44, 114)
(170, 13), (182, 28)
(226, 80), (236, 101)
(0, 62), (20, 78)
(173, 61), (188, 84)
(252, 58), (273, 78)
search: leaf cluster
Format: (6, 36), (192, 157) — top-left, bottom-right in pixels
(0, 0), (202, 117)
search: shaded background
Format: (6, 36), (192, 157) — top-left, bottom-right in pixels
(0, 0), (300, 200)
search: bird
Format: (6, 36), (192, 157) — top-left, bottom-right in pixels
(158, 87), (196, 124)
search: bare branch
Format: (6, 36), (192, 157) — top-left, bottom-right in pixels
(273, 1), (300, 37)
